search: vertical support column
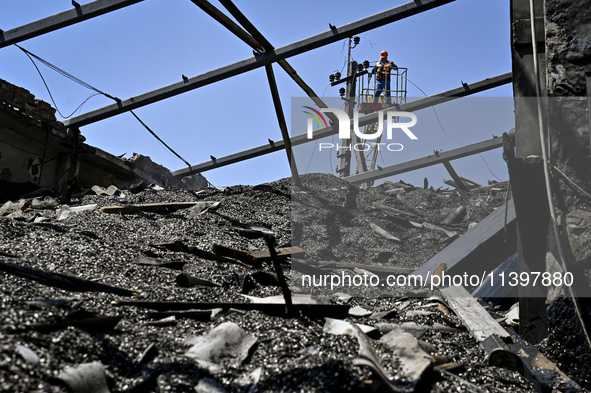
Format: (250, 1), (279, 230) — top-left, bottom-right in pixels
(60, 127), (81, 205)
(337, 61), (356, 177)
(264, 64), (300, 186)
(587, 73), (591, 155)
(348, 62), (368, 178)
(510, 0), (549, 344)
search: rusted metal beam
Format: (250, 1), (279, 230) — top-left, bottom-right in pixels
(63, 0), (455, 127)
(0, 0), (144, 48)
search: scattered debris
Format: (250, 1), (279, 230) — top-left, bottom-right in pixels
(15, 344), (40, 365)
(370, 223), (403, 243)
(149, 308), (222, 321)
(376, 321), (462, 337)
(56, 204), (98, 221)
(91, 185), (120, 196)
(350, 325), (407, 393)
(380, 327), (434, 389)
(0, 260), (138, 296)
(195, 378), (228, 393)
(439, 286), (510, 342)
(322, 317), (377, 336)
(175, 272), (222, 288)
(56, 361), (110, 393)
(100, 201), (214, 214)
(184, 322), (257, 374)
(442, 205), (467, 225)
(0, 174), (587, 391)
(135, 255), (186, 270)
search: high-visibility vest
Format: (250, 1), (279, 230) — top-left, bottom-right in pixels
(376, 61), (393, 80)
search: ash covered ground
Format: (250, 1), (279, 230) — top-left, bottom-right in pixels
(0, 173), (589, 392)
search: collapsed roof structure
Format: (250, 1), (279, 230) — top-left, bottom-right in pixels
(1, 0), (591, 391)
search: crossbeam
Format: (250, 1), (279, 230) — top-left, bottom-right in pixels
(171, 72), (512, 177)
(345, 137), (503, 185)
(63, 0), (455, 127)
(0, 0), (144, 48)
(188, 0), (262, 51)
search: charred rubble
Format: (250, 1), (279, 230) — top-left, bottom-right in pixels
(0, 173), (589, 392)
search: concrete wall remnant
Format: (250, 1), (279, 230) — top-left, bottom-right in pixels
(0, 77), (207, 192)
(545, 0), (591, 267)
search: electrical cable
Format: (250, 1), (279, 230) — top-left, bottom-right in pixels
(129, 110), (192, 169)
(407, 78), (503, 182)
(17, 44), (102, 119)
(15, 44), (119, 103)
(0, 139), (71, 170)
(528, 0), (591, 351)
(15, 44), (193, 171)
(0, 139), (43, 156)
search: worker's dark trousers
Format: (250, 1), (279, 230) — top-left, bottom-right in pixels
(374, 78), (391, 104)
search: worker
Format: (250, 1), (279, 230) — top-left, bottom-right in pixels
(372, 50), (398, 104)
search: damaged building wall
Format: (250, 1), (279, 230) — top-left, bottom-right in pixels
(545, 0), (591, 266)
(0, 79), (70, 187)
(0, 78), (208, 192)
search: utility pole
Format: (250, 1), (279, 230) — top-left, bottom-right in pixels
(336, 37), (367, 177)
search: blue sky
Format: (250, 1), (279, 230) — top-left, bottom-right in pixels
(0, 0), (513, 187)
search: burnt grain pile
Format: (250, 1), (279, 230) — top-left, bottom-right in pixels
(0, 173), (583, 392)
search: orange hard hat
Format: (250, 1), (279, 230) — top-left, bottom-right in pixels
(380, 50), (388, 58)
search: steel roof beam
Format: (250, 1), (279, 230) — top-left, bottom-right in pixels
(192, 0), (300, 180)
(187, 0), (263, 51)
(63, 0), (455, 127)
(218, 0), (272, 50)
(0, 0), (144, 49)
(218, 0), (338, 124)
(171, 72), (512, 177)
(344, 137), (503, 185)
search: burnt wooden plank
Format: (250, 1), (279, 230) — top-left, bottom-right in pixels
(135, 256), (186, 270)
(100, 201), (217, 214)
(213, 244), (305, 264)
(0, 260), (138, 296)
(246, 246), (305, 263)
(439, 286), (510, 342)
(114, 300), (349, 319)
(212, 244), (250, 261)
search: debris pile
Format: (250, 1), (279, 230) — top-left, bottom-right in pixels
(0, 174), (588, 392)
